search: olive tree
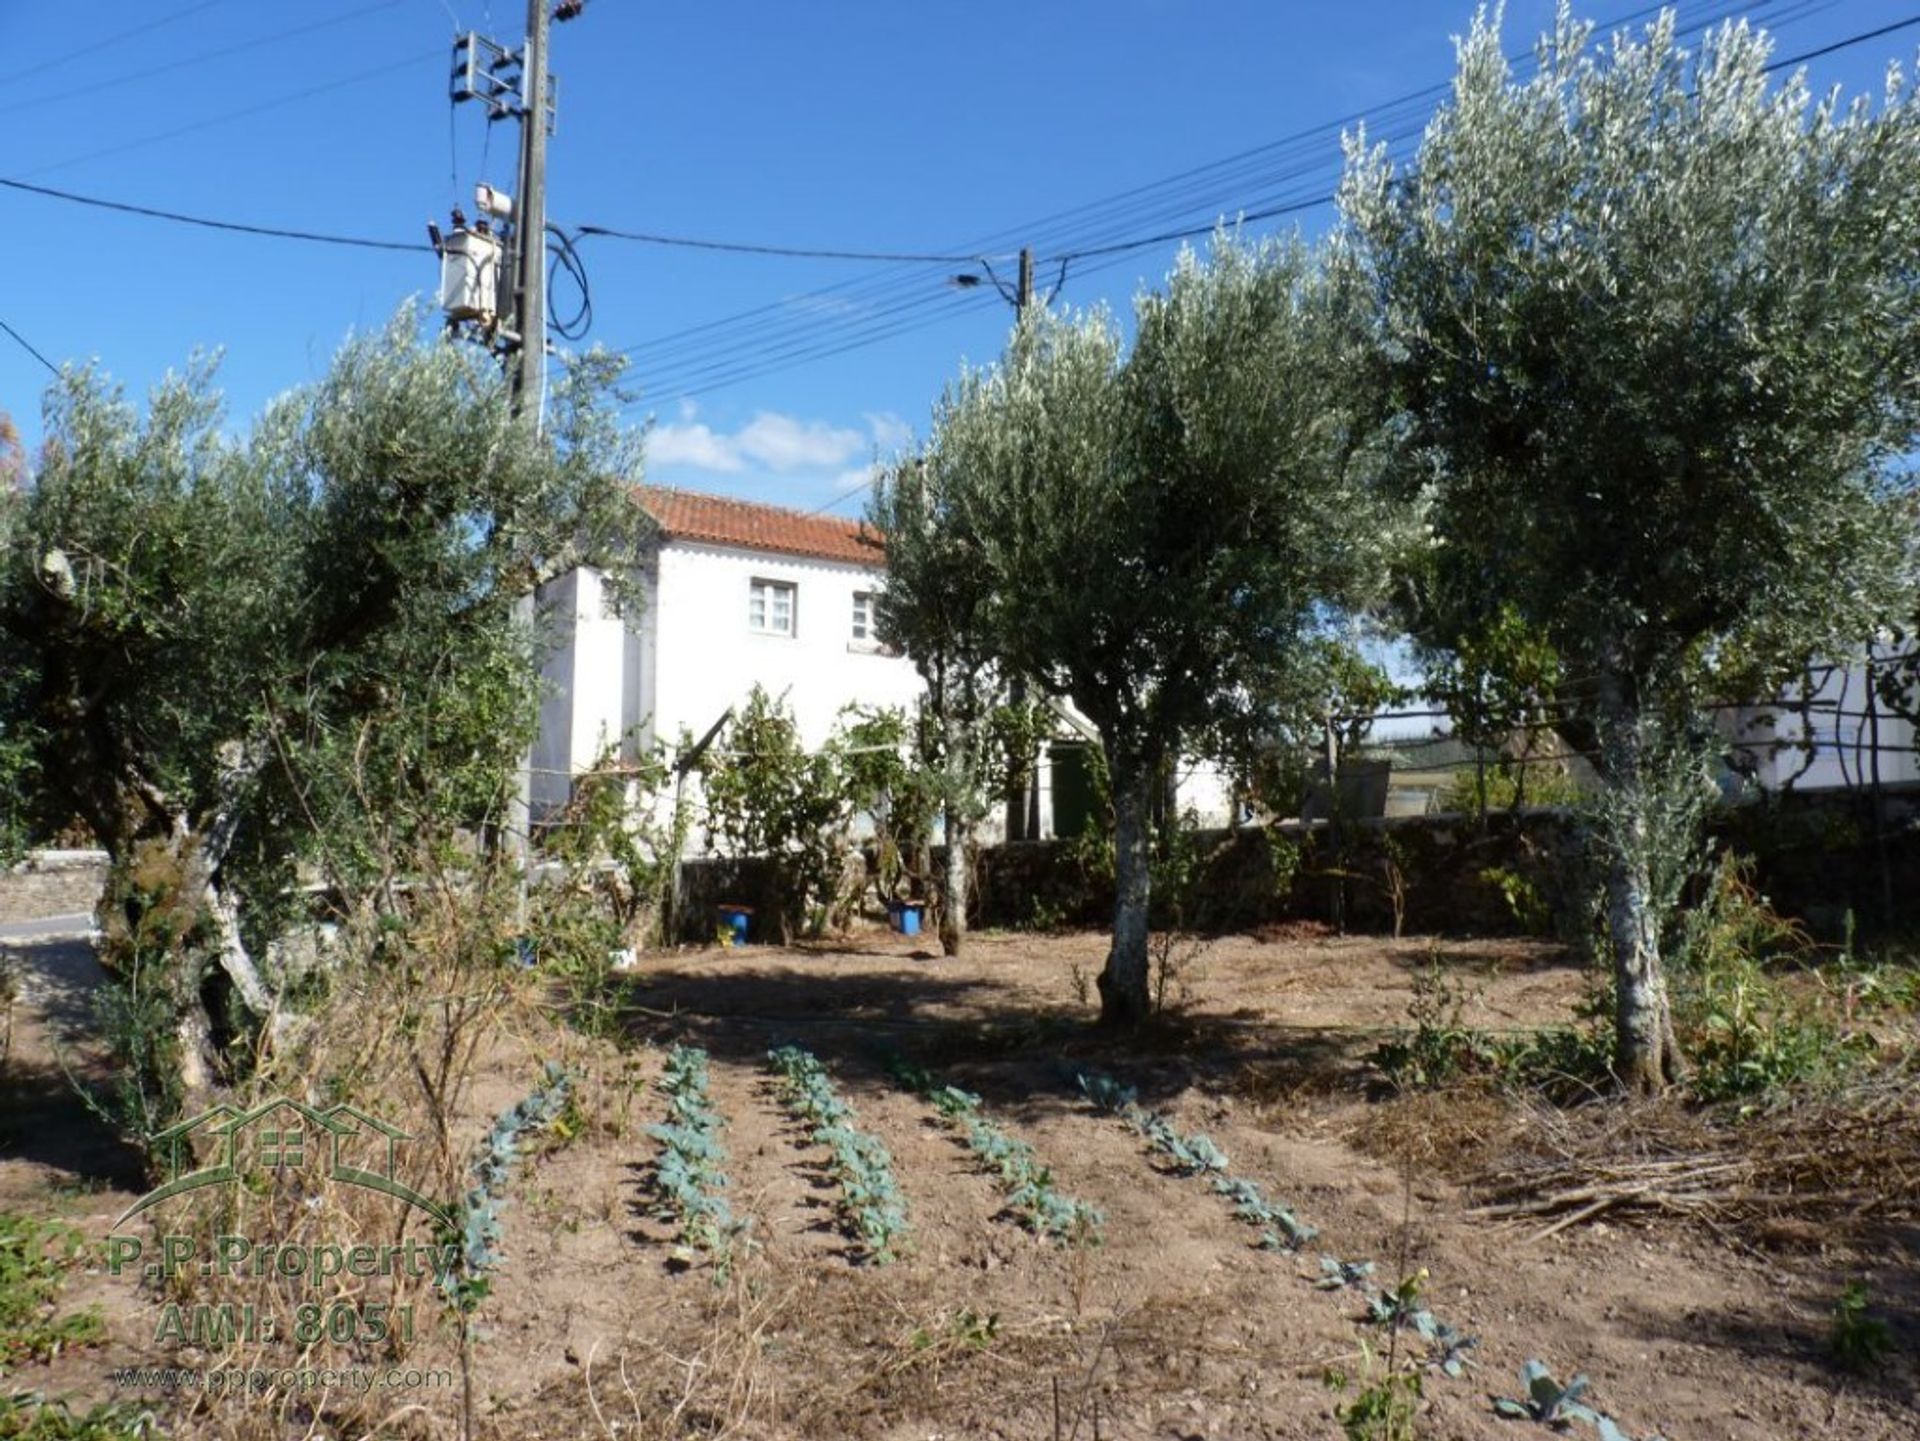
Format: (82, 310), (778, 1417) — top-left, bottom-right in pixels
(868, 458), (1046, 957)
(1341, 9), (1920, 1088)
(913, 236), (1394, 1022)
(0, 311), (644, 1123)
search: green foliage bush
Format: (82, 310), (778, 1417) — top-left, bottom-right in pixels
(0, 1395), (159, 1440)
(1829, 1281), (1892, 1374)
(1672, 855), (1871, 1103)
(701, 689), (856, 941)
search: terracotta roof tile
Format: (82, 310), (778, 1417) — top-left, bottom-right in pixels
(634, 485), (883, 567)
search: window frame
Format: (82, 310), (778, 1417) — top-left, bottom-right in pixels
(749, 576), (797, 637)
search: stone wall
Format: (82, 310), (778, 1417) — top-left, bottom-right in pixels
(0, 850), (108, 925)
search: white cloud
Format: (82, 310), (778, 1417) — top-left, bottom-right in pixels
(650, 406), (904, 476)
(734, 412), (866, 471)
(648, 420), (743, 472)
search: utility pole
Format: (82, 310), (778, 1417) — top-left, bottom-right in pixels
(1002, 248), (1039, 840)
(509, 0), (550, 425)
(441, 1), (580, 891)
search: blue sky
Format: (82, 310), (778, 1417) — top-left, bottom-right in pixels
(2, 0), (1913, 519)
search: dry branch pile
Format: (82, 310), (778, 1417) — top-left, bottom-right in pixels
(1467, 1070), (1920, 1241)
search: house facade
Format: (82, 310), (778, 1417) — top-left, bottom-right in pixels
(530, 484), (1238, 838)
(530, 487), (924, 823)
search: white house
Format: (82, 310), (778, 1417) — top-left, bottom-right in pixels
(530, 486), (925, 822)
(530, 484), (1239, 838)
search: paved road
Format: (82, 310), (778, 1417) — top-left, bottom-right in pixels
(0, 912), (94, 940)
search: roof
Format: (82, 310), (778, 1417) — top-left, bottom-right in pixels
(635, 485), (883, 567)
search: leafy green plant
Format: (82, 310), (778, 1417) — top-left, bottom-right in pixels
(645, 1046), (746, 1272)
(1369, 955), (1490, 1091)
(1479, 866), (1551, 935)
(1490, 1361), (1658, 1439)
(439, 1063), (575, 1441)
(701, 689), (857, 942)
(539, 740), (686, 960)
(1370, 956), (1614, 1100)
(1315, 1257), (1378, 1291)
(1829, 1281), (1892, 1374)
(891, 1061), (1102, 1244)
(0, 1394), (160, 1440)
(0, 1215), (104, 1365)
(1325, 1343), (1423, 1441)
(1675, 854), (1868, 1104)
(1077, 1069), (1316, 1249)
(767, 1047), (909, 1263)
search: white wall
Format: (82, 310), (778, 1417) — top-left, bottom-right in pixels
(531, 567), (638, 819)
(1727, 647), (1920, 792)
(531, 539), (1242, 838)
(649, 540), (924, 753)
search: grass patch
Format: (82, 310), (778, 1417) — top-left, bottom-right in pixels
(0, 1215), (104, 1367)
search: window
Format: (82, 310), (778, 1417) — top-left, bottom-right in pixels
(851, 591), (875, 642)
(749, 578), (795, 636)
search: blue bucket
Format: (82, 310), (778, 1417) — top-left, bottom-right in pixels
(893, 901), (925, 937)
(716, 905), (752, 945)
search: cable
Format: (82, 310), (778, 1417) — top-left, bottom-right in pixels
(1053, 2), (1907, 267)
(546, 226), (593, 340)
(576, 224), (995, 265)
(0, 2), (407, 119)
(641, 0), (1892, 404)
(615, 0), (1796, 401)
(1767, 11), (1920, 65)
(16, 0), (228, 82)
(19, 48), (442, 179)
(0, 176), (426, 253)
(0, 316), (59, 377)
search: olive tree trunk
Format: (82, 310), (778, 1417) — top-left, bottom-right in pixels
(1604, 840), (1685, 1092)
(1097, 766), (1153, 1025)
(1594, 684), (1689, 1093)
(938, 805), (970, 957)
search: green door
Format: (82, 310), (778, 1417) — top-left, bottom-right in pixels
(1049, 742), (1096, 839)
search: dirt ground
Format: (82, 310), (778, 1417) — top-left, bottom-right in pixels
(3, 925), (1916, 1439)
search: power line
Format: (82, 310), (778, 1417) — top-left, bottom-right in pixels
(576, 224), (997, 265)
(1048, 2), (1918, 266)
(16, 0), (228, 82)
(1768, 10), (1920, 64)
(615, 0), (1808, 403)
(0, 2), (407, 119)
(602, 1), (1719, 401)
(0, 176), (427, 253)
(19, 48), (441, 179)
(0, 316), (59, 377)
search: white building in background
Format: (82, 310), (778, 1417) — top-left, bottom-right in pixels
(1725, 645), (1920, 793)
(530, 484), (1237, 838)
(530, 486), (923, 822)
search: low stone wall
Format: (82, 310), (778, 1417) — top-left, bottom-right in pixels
(659, 789), (1920, 946)
(0, 850), (109, 925)
(970, 811), (1582, 938)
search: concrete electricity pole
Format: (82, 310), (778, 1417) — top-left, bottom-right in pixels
(508, 0), (550, 425)
(442, 1), (583, 886)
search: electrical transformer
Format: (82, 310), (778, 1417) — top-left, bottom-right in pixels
(438, 225), (503, 324)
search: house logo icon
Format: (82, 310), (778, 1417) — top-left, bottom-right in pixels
(114, 1096), (454, 1230)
